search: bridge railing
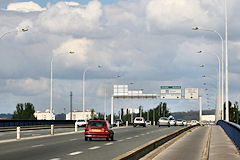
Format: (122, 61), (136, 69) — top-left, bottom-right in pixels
(217, 120), (240, 150)
(0, 120), (76, 128)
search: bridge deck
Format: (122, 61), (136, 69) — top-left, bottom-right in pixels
(151, 125), (239, 160)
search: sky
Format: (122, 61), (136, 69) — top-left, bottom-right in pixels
(0, 0), (240, 115)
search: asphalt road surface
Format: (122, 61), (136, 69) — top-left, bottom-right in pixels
(0, 126), (183, 160)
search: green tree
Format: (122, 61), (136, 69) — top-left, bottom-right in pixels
(90, 109), (96, 120)
(12, 103), (36, 120)
(230, 101), (239, 123)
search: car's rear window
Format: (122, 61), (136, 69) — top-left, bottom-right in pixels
(160, 117), (168, 120)
(88, 121), (106, 128)
(135, 118), (143, 121)
(78, 120), (85, 122)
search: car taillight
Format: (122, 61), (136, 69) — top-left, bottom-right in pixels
(85, 128), (89, 132)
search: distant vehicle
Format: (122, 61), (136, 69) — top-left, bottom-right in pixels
(168, 116), (176, 126)
(182, 120), (187, 126)
(158, 117), (170, 127)
(145, 120), (151, 126)
(75, 119), (88, 127)
(133, 117), (146, 127)
(84, 120), (114, 141)
(190, 120), (200, 126)
(114, 119), (123, 126)
(176, 119), (184, 126)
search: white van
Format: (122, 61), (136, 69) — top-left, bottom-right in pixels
(133, 117), (146, 127)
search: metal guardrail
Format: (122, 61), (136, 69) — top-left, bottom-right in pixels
(0, 120), (76, 127)
(217, 120), (240, 150)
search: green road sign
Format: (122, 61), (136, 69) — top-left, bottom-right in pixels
(160, 86), (181, 89)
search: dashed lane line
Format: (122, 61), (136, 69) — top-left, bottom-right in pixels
(104, 142), (113, 146)
(49, 158), (61, 160)
(70, 138), (78, 141)
(134, 135), (139, 138)
(118, 139), (124, 142)
(88, 146), (101, 150)
(68, 151), (83, 156)
(32, 144), (44, 148)
(126, 137), (133, 140)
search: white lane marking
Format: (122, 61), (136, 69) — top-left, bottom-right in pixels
(89, 146), (101, 150)
(104, 142), (113, 146)
(68, 151), (83, 156)
(22, 130), (33, 133)
(70, 138), (78, 141)
(141, 134), (145, 136)
(118, 139), (124, 142)
(134, 135), (139, 138)
(32, 144), (44, 148)
(126, 137), (132, 140)
(49, 158), (61, 160)
(146, 132), (150, 134)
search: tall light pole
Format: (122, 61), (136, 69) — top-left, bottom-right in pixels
(197, 51), (221, 121)
(192, 27), (224, 120)
(82, 65), (103, 113)
(225, 0), (229, 121)
(50, 51), (75, 120)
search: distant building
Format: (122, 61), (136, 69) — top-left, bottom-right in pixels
(201, 115), (215, 123)
(123, 108), (139, 114)
(34, 109), (55, 120)
(66, 109), (97, 120)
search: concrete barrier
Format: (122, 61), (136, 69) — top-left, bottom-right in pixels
(16, 127), (20, 140)
(113, 125), (196, 160)
(217, 120), (240, 150)
(75, 123), (78, 132)
(51, 125), (54, 135)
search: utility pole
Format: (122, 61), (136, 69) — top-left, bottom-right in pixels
(70, 91), (72, 120)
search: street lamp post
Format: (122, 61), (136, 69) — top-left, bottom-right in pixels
(192, 27), (224, 120)
(224, 0), (229, 121)
(50, 51), (75, 120)
(0, 28), (28, 39)
(197, 51), (221, 121)
(82, 65), (103, 113)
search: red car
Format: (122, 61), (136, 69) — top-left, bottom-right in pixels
(84, 120), (114, 141)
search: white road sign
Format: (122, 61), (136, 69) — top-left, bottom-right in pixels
(160, 94), (181, 99)
(160, 86), (181, 99)
(184, 88), (198, 99)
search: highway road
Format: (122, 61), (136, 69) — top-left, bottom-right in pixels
(0, 126), (183, 160)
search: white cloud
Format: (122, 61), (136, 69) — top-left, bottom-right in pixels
(37, 0), (102, 33)
(53, 38), (93, 66)
(2, 78), (48, 96)
(7, 1), (45, 12)
(146, 0), (210, 31)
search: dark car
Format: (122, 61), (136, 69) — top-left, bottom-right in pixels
(84, 120), (114, 141)
(114, 119), (123, 126)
